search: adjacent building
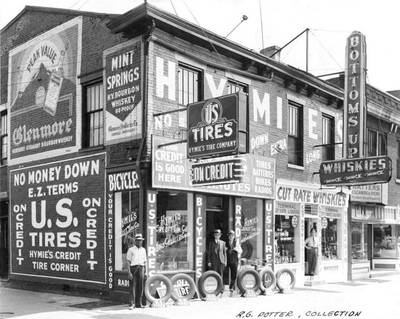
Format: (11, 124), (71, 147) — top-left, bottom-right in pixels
(0, 2), (399, 297)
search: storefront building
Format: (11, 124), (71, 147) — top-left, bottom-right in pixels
(275, 180), (349, 285)
(1, 2), (355, 296)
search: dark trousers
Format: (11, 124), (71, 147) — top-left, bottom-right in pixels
(210, 262), (225, 279)
(129, 265), (145, 307)
(227, 261), (238, 290)
(307, 248), (318, 275)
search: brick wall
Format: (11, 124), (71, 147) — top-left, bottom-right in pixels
(146, 28), (343, 186)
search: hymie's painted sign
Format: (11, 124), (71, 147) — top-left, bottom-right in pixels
(104, 40), (142, 144)
(187, 93), (239, 158)
(10, 153), (106, 284)
(8, 17), (82, 163)
(344, 31), (367, 158)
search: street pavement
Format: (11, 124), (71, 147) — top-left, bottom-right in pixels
(1, 274), (400, 319)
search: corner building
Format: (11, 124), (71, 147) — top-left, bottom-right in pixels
(1, 3), (355, 296)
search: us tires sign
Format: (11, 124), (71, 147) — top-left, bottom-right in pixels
(9, 153), (106, 284)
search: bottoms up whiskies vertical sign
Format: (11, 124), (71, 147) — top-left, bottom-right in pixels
(344, 31), (367, 158)
(10, 153), (106, 284)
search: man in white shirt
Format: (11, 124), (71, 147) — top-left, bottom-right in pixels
(127, 234), (147, 309)
(305, 228), (318, 276)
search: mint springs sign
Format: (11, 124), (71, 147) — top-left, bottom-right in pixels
(187, 93), (240, 159)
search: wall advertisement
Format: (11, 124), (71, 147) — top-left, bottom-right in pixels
(276, 181), (348, 208)
(10, 153), (106, 284)
(8, 17), (82, 164)
(104, 39), (142, 144)
(152, 136), (275, 199)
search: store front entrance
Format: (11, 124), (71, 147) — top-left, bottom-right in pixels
(304, 217), (318, 276)
(205, 195), (230, 248)
(0, 201), (8, 278)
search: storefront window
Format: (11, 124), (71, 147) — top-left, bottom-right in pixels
(115, 190), (140, 271)
(275, 215), (299, 264)
(156, 192), (193, 271)
(351, 222), (368, 261)
(373, 225), (398, 259)
(321, 218), (339, 260)
(240, 198), (263, 263)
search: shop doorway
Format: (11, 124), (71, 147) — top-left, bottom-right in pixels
(205, 196), (230, 247)
(304, 217), (318, 276)
(0, 201), (8, 278)
(205, 195), (230, 284)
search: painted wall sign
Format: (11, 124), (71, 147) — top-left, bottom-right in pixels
(264, 200), (274, 269)
(187, 93), (239, 158)
(319, 156), (392, 186)
(195, 195), (205, 278)
(270, 138), (287, 156)
(108, 170), (140, 192)
(104, 40), (142, 144)
(153, 136), (275, 199)
(276, 182), (347, 208)
(350, 183), (388, 205)
(146, 191), (157, 276)
(8, 17), (82, 164)
(9, 153), (106, 284)
(190, 157), (243, 186)
(344, 31), (367, 158)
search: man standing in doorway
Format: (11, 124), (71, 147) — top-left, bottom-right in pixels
(207, 229), (227, 278)
(226, 230), (242, 292)
(127, 234), (147, 309)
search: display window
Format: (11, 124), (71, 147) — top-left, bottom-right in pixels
(274, 215), (299, 264)
(321, 218), (340, 260)
(155, 192), (193, 271)
(373, 225), (399, 259)
(114, 190), (140, 271)
(240, 198), (263, 262)
(351, 222), (368, 261)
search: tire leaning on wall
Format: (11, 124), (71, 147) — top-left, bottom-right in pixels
(170, 273), (197, 302)
(197, 271), (224, 299)
(236, 268), (261, 296)
(144, 274), (173, 304)
(275, 268), (296, 292)
(258, 268), (276, 292)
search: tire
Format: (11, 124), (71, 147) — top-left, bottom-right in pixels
(236, 268), (261, 295)
(197, 271), (224, 298)
(170, 273), (197, 301)
(258, 268), (276, 291)
(144, 274), (173, 304)
(275, 268), (296, 291)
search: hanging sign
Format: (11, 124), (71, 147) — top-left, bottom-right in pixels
(190, 157), (243, 186)
(319, 156), (392, 186)
(187, 93), (239, 159)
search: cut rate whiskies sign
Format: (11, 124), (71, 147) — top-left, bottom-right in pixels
(319, 156), (392, 186)
(187, 93), (239, 158)
(344, 31), (367, 158)
(10, 153), (106, 284)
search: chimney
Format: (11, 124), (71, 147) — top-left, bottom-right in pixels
(260, 45), (281, 61)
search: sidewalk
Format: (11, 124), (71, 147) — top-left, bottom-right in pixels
(1, 274), (400, 319)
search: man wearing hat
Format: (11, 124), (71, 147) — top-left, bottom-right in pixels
(126, 234), (147, 309)
(207, 229), (227, 278)
(226, 230), (242, 292)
